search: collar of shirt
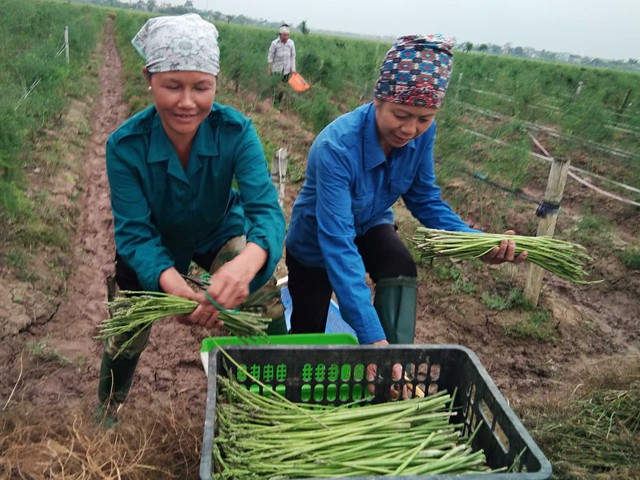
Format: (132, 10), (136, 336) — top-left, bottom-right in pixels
(361, 102), (417, 171)
(146, 110), (219, 181)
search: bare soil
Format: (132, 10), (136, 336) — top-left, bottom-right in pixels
(1, 20), (639, 479)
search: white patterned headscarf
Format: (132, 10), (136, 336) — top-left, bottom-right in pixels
(132, 14), (220, 75)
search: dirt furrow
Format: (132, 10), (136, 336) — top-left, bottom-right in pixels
(45, 18), (125, 358)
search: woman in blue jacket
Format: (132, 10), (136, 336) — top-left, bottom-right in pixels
(285, 34), (526, 346)
(98, 14), (285, 422)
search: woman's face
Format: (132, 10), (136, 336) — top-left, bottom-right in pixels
(373, 99), (437, 155)
(147, 70), (217, 142)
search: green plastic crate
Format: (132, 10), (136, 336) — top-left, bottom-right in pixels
(200, 344), (552, 479)
(199, 333), (358, 376)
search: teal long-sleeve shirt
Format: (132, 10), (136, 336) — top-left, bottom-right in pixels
(106, 104), (285, 292)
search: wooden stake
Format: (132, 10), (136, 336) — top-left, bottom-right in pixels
(64, 26), (70, 66)
(524, 152), (571, 306)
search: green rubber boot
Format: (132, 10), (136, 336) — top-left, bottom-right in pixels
(373, 276), (418, 344)
(96, 350), (140, 428)
(265, 314), (288, 335)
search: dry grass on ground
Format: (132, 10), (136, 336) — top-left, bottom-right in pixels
(525, 357), (640, 480)
(1, 405), (202, 479)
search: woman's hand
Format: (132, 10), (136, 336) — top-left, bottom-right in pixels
(180, 290), (225, 329)
(366, 339), (406, 396)
(205, 259), (252, 311)
(481, 230), (528, 265)
(204, 242), (268, 311)
(190, 242), (268, 330)
(182, 257), (254, 330)
(157, 243), (267, 329)
(158, 267), (223, 329)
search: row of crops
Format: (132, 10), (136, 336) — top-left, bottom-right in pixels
(111, 10), (388, 133)
(110, 8), (640, 235)
(3, 0), (640, 231)
(0, 0), (105, 223)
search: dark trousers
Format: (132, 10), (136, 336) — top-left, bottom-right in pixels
(272, 72), (291, 105)
(286, 223), (417, 334)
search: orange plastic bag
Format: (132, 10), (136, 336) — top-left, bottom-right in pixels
(288, 72), (311, 92)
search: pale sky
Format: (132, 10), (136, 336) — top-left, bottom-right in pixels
(186, 0), (639, 61)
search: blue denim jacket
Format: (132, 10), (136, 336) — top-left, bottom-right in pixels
(286, 102), (476, 343)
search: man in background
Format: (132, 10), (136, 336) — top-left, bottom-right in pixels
(267, 24), (296, 104)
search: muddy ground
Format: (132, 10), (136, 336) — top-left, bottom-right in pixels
(0, 20), (639, 479)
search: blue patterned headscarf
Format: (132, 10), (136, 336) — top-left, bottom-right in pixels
(374, 34), (454, 109)
(132, 13), (220, 75)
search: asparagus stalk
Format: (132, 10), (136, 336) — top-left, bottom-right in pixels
(413, 228), (601, 284)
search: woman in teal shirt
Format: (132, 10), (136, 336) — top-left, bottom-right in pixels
(98, 14), (285, 423)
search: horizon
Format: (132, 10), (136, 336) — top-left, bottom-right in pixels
(175, 0), (639, 62)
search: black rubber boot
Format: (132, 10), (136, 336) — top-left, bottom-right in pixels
(265, 314), (288, 335)
(373, 276), (418, 344)
(96, 349), (140, 428)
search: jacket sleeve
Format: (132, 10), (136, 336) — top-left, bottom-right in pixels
(403, 125), (481, 233)
(267, 40), (276, 63)
(290, 40), (296, 72)
(313, 140), (386, 344)
(231, 119), (286, 292)
(105, 136), (174, 291)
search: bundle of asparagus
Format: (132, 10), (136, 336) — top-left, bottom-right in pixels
(413, 228), (601, 284)
(97, 291), (272, 358)
(213, 373), (500, 478)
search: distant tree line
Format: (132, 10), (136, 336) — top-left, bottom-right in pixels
(74, 0), (299, 32)
(455, 41), (639, 74)
(73, 0), (638, 73)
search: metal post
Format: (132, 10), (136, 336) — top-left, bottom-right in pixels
(64, 26), (69, 66)
(524, 155), (571, 306)
(271, 148), (288, 207)
(618, 89), (631, 113)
